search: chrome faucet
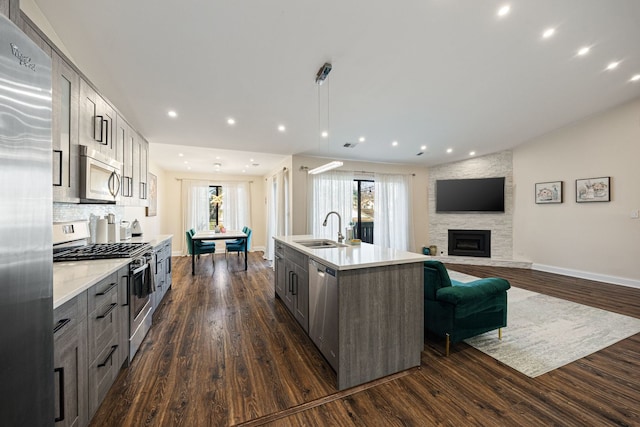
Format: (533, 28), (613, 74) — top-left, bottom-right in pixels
(322, 211), (344, 243)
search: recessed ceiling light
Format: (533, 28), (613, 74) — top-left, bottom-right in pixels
(321, 131), (328, 138)
(359, 136), (365, 142)
(606, 61), (620, 71)
(420, 145), (427, 151)
(630, 74), (640, 82)
(469, 151), (476, 156)
(227, 118), (236, 125)
(178, 153), (184, 157)
(242, 170), (246, 173)
(446, 148), (453, 154)
(216, 156), (221, 160)
(497, 4), (510, 17)
(168, 110), (177, 118)
(392, 141), (398, 147)
(278, 124), (286, 132)
(187, 166), (191, 170)
(577, 46), (590, 56)
(249, 158), (254, 162)
(183, 160), (188, 164)
(542, 28), (555, 39)
(244, 164), (249, 168)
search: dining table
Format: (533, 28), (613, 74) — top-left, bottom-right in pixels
(191, 230), (248, 275)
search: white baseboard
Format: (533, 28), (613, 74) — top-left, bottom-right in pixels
(532, 263), (640, 289)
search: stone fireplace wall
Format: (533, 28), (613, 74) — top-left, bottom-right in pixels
(427, 150), (513, 259)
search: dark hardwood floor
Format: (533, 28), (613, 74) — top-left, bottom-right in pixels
(90, 253), (640, 426)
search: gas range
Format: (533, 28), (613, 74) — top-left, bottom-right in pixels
(53, 242), (151, 262)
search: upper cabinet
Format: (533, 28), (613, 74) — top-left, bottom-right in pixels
(138, 135), (149, 205)
(79, 79), (116, 159)
(52, 52), (80, 203)
(1, 0), (20, 23)
(115, 115), (134, 203)
(15, 11), (150, 205)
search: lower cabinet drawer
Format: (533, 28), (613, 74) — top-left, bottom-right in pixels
(87, 292), (119, 363)
(88, 342), (119, 418)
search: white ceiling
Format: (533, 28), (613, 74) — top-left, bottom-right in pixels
(31, 0), (640, 174)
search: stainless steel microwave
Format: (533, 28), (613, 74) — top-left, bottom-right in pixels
(79, 145), (122, 203)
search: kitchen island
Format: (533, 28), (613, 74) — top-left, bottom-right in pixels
(274, 235), (428, 390)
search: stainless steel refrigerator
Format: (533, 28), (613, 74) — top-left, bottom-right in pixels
(0, 13), (54, 425)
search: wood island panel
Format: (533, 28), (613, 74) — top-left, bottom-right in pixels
(337, 262), (423, 389)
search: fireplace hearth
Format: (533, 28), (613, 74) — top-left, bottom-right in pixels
(448, 230), (491, 258)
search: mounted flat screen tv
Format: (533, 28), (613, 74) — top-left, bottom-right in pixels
(436, 177), (505, 213)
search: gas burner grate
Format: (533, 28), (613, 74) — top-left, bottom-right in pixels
(53, 242), (151, 262)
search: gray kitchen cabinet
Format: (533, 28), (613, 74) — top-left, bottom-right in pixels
(132, 133), (149, 206)
(152, 239), (173, 316)
(114, 115), (135, 204)
(86, 272), (120, 418)
(117, 265), (130, 368)
(53, 291), (88, 427)
(0, 0), (18, 22)
(79, 79), (116, 159)
(52, 51), (80, 202)
(274, 242), (286, 299)
(279, 246), (309, 332)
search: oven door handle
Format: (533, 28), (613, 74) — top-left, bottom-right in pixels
(123, 274), (130, 307)
(131, 262), (149, 276)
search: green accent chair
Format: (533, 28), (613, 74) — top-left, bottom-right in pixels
(423, 260), (510, 356)
(185, 230), (216, 265)
(224, 226), (249, 246)
(225, 228), (252, 259)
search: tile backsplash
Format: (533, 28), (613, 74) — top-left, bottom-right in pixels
(54, 203), (125, 243)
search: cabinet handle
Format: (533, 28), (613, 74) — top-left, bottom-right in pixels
(140, 182), (147, 199)
(103, 118), (110, 146)
(167, 257), (172, 274)
(293, 273), (298, 296)
(288, 271), (294, 292)
(94, 115), (104, 142)
(53, 150), (62, 187)
(97, 345), (118, 368)
(53, 318), (71, 334)
(95, 281), (118, 296)
(96, 303), (117, 319)
(54, 367), (65, 422)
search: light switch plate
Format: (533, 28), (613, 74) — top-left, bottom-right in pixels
(631, 210), (640, 219)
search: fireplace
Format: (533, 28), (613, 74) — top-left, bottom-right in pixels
(448, 230), (491, 258)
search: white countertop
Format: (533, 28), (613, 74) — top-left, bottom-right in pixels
(274, 235), (428, 271)
(53, 234), (173, 309)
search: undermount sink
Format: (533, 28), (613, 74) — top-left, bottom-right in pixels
(294, 239), (347, 249)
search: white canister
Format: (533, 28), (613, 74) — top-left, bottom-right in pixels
(95, 218), (108, 244)
(108, 223), (120, 243)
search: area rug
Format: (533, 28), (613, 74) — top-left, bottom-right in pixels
(448, 271), (640, 378)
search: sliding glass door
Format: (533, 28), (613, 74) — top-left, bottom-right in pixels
(352, 180), (374, 244)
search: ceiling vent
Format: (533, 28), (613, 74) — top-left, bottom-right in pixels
(343, 142), (358, 148)
(416, 152), (424, 156)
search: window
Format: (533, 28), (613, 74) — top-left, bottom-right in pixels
(352, 180), (374, 243)
(209, 185), (223, 229)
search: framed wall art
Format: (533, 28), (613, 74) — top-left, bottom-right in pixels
(535, 181), (563, 204)
(576, 176), (610, 203)
(146, 173), (158, 216)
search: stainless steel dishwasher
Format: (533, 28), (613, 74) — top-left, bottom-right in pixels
(308, 259), (339, 371)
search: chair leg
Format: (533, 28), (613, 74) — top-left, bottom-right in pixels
(445, 333), (450, 357)
(498, 328), (502, 340)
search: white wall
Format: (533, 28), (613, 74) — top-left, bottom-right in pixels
(161, 170), (266, 256)
(513, 97), (640, 284)
(291, 155), (429, 253)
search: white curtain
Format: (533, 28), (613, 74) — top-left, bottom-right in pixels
(264, 169), (288, 261)
(221, 181), (251, 231)
(309, 170), (354, 239)
(373, 173), (414, 251)
(181, 179), (210, 255)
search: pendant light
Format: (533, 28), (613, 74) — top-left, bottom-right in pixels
(308, 62), (343, 175)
